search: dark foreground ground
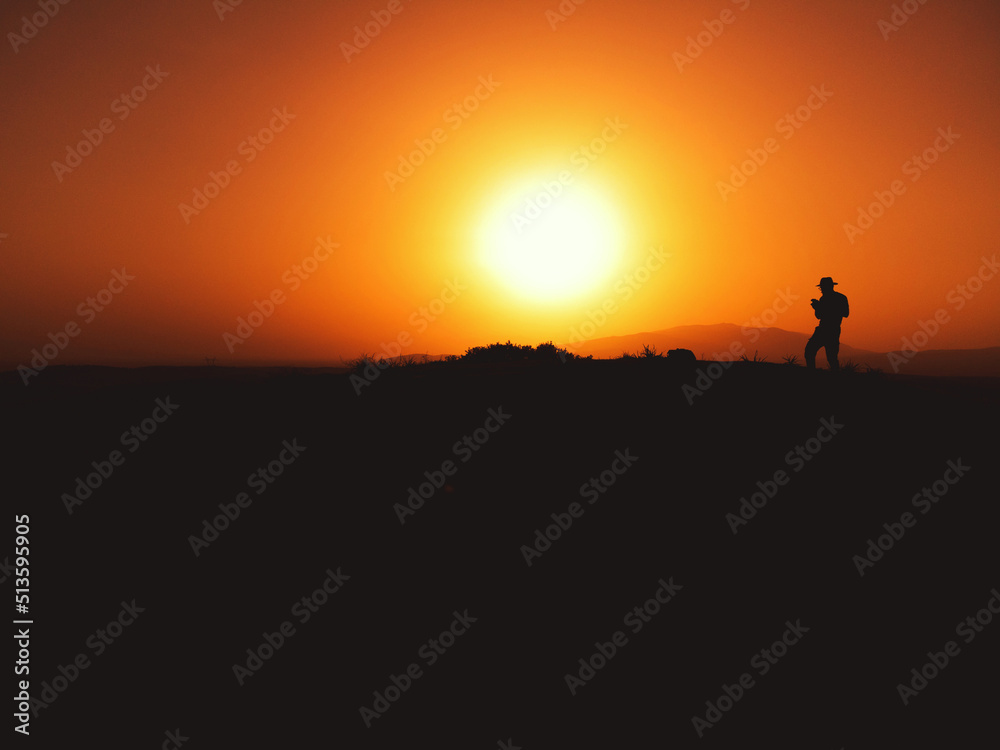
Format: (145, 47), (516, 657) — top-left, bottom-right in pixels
(4, 359), (999, 748)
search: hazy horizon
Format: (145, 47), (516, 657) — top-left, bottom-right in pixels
(6, 319), (1000, 373)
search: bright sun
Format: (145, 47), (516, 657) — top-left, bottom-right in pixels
(478, 179), (624, 303)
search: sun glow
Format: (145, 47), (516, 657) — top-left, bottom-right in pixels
(477, 179), (626, 303)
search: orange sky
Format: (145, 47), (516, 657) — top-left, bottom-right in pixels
(2, 0), (999, 368)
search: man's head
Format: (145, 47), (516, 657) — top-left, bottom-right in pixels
(817, 277), (838, 293)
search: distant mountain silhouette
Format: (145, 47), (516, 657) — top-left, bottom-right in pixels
(562, 324), (1000, 377)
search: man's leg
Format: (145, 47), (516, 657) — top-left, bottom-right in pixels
(805, 329), (821, 369)
(827, 335), (840, 372)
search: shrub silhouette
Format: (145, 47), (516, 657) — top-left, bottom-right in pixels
(345, 353), (421, 372)
(460, 340), (583, 363)
(345, 342), (585, 369)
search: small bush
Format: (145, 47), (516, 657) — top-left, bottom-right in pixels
(460, 340), (581, 363)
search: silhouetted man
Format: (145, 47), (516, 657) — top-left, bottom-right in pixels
(805, 277), (849, 372)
